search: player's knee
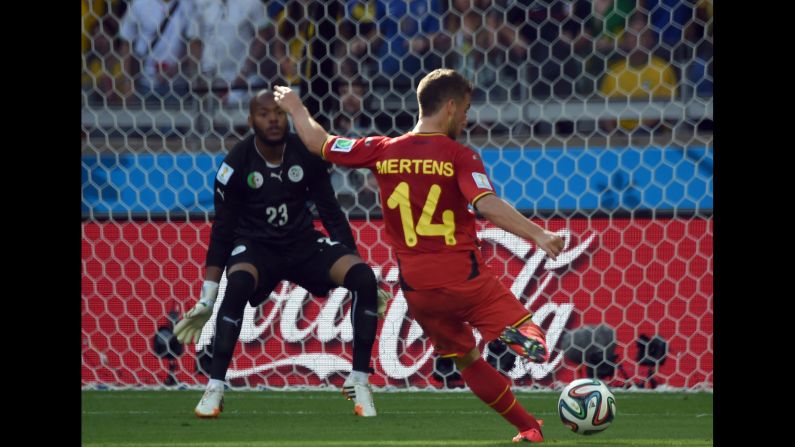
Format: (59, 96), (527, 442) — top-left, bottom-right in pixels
(343, 263), (377, 305)
(227, 269), (256, 295)
(454, 348), (481, 371)
(228, 262), (258, 286)
(218, 270), (257, 315)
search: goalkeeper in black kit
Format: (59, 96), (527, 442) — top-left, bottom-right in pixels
(174, 90), (390, 418)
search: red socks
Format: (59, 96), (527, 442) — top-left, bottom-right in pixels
(460, 358), (541, 432)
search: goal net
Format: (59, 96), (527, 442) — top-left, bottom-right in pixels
(82, 0), (713, 391)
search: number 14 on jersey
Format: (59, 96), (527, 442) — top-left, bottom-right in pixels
(387, 182), (456, 247)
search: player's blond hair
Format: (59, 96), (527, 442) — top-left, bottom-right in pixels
(416, 69), (473, 116)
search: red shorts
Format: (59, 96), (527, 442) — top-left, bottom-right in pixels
(402, 271), (532, 358)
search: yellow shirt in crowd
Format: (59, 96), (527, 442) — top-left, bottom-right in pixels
(600, 56), (678, 130)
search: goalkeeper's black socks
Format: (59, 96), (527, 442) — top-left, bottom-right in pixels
(344, 263), (378, 373)
(210, 270), (256, 381)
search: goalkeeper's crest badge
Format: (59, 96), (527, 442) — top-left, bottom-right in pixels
(288, 165), (304, 182)
(247, 171), (264, 189)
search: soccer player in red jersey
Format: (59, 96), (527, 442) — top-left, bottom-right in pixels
(275, 69), (565, 443)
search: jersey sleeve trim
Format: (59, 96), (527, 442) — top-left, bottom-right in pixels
(510, 314), (533, 328)
(320, 134), (336, 160)
(471, 191), (495, 207)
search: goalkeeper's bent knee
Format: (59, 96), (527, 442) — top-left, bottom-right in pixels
(217, 270), (256, 318)
(343, 263), (377, 308)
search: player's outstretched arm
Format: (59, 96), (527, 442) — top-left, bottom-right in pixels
(475, 194), (565, 260)
(273, 85), (332, 157)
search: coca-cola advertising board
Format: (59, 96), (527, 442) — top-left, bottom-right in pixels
(82, 218), (712, 389)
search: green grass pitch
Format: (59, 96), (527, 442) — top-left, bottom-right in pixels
(82, 390), (712, 446)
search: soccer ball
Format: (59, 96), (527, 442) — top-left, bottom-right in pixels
(558, 378), (617, 435)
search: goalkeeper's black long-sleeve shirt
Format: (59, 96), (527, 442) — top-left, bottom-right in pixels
(205, 133), (356, 269)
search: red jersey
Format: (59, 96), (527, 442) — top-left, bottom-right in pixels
(322, 133), (496, 289)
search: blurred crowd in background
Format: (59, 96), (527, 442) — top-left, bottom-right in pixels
(82, 0), (712, 128)
(82, 0), (712, 215)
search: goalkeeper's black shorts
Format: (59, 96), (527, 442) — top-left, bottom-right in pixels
(225, 231), (355, 306)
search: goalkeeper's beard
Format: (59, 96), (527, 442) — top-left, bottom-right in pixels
(253, 127), (287, 146)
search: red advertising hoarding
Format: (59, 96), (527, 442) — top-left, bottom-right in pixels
(82, 218), (712, 389)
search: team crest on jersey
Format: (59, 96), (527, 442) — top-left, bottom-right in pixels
(330, 138), (355, 152)
(247, 171), (264, 189)
(472, 172), (493, 190)
(288, 165), (304, 182)
(216, 162), (234, 185)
